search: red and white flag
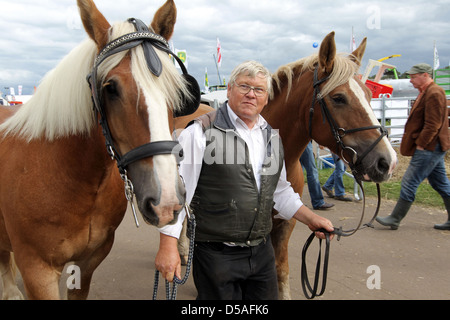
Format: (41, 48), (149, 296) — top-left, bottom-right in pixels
(217, 37), (222, 68)
(350, 28), (356, 51)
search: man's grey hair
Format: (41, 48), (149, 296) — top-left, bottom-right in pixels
(229, 60), (273, 99)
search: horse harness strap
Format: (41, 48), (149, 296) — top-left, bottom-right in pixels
(87, 19), (185, 176)
(86, 19), (198, 227)
(309, 65), (389, 177)
(302, 64), (386, 299)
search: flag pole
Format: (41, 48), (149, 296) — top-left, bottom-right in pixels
(204, 67), (209, 93)
(213, 53), (222, 85)
(433, 40), (437, 80)
(350, 26), (355, 52)
(350, 26), (353, 51)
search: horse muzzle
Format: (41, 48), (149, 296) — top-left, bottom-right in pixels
(127, 161), (186, 227)
(139, 197), (184, 227)
(345, 144), (397, 184)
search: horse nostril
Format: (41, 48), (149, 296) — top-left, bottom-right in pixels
(377, 157), (390, 173)
(139, 198), (159, 226)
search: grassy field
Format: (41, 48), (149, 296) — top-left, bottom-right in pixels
(316, 168), (446, 210)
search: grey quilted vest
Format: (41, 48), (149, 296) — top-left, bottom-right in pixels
(190, 104), (284, 246)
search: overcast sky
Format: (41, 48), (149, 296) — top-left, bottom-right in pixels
(1, 0), (449, 95)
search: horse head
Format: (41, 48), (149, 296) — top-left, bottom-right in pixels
(78, 0), (198, 227)
(309, 32), (397, 183)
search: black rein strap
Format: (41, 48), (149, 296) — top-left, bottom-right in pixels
(300, 181), (382, 299)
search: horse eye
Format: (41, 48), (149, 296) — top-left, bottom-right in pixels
(331, 94), (347, 105)
(104, 80), (119, 97)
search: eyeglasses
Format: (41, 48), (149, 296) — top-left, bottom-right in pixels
(234, 83), (268, 97)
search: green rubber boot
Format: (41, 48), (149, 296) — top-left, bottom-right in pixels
(376, 198), (412, 230)
(434, 197), (450, 230)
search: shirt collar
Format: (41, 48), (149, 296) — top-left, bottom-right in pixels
(226, 103), (268, 131)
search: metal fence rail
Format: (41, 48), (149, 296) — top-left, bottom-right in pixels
(371, 94), (450, 147)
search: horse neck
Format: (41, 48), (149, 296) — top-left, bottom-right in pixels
(47, 125), (118, 185)
(263, 72), (314, 165)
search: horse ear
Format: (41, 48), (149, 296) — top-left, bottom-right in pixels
(350, 37), (367, 66)
(150, 0), (177, 40)
(318, 31), (336, 74)
(77, 0), (111, 50)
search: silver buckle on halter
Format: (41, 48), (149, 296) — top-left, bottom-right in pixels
(341, 146), (358, 165)
(120, 170), (140, 228)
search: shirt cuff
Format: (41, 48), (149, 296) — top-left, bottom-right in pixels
(157, 208), (186, 239)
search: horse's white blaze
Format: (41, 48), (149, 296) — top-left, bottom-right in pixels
(144, 88), (179, 214)
(349, 78), (398, 174)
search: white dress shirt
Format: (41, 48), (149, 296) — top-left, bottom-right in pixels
(159, 104), (304, 238)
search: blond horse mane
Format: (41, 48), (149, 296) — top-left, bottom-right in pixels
(0, 21), (189, 142)
(272, 52), (359, 101)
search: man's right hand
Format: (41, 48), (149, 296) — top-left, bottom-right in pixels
(155, 233), (181, 282)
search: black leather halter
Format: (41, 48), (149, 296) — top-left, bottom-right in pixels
(308, 65), (388, 179)
(86, 19), (198, 227)
(302, 64), (387, 299)
(87, 18), (186, 176)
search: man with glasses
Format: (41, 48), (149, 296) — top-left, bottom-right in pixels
(155, 60), (334, 300)
(376, 63), (450, 230)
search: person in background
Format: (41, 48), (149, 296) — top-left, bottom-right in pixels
(376, 63), (450, 230)
(300, 141), (334, 210)
(321, 152), (353, 202)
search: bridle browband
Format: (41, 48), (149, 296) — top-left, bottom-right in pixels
(87, 19), (186, 176)
(302, 64), (388, 299)
(86, 18), (193, 227)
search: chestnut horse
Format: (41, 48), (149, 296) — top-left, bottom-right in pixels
(0, 0), (196, 299)
(176, 32), (397, 299)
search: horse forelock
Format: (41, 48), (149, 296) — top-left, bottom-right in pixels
(316, 54), (359, 99)
(101, 21), (187, 118)
(0, 20), (188, 142)
(272, 53), (358, 101)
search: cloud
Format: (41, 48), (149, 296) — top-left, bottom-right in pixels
(0, 69), (40, 88)
(0, 0), (449, 95)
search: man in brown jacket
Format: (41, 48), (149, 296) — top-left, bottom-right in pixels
(376, 63), (450, 230)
